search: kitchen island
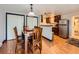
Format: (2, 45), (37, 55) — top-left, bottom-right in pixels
(40, 25), (54, 40)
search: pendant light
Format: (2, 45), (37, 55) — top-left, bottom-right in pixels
(28, 4), (36, 16)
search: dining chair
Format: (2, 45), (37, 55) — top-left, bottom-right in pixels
(27, 26), (42, 54)
(13, 26), (25, 54)
(27, 34), (34, 53)
(32, 26), (42, 54)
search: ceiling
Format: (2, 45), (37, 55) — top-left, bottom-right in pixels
(0, 4), (79, 15)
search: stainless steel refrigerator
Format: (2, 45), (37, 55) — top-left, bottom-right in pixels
(59, 20), (69, 39)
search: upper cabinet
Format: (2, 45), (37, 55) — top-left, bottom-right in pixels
(53, 15), (61, 35)
(54, 15), (61, 22)
(40, 13), (61, 27)
(41, 15), (43, 22)
(40, 13), (55, 25)
(54, 15), (61, 27)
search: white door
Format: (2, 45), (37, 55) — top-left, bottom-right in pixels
(7, 14), (24, 40)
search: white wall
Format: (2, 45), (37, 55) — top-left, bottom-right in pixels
(61, 11), (79, 38)
(0, 9), (5, 44)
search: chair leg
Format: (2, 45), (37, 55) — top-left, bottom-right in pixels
(39, 48), (41, 54)
(15, 48), (17, 54)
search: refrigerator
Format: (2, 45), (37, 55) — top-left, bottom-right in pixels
(59, 20), (69, 39)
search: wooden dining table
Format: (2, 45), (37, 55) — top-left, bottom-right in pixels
(23, 30), (34, 53)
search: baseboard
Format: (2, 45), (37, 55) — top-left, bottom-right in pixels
(42, 36), (52, 41)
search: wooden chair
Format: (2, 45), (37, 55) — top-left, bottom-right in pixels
(13, 26), (25, 54)
(27, 34), (34, 53)
(27, 26), (42, 54)
(32, 26), (42, 54)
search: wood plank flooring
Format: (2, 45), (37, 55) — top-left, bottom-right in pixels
(0, 35), (79, 54)
(42, 35), (79, 54)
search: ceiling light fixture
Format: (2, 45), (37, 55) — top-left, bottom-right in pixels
(28, 4), (36, 16)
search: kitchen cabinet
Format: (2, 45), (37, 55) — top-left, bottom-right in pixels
(53, 15), (61, 35)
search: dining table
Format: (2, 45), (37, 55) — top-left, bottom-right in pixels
(23, 30), (34, 53)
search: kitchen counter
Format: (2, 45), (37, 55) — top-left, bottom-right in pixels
(40, 25), (54, 40)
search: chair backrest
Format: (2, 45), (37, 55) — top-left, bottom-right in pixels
(33, 26), (42, 53)
(34, 26), (42, 41)
(13, 26), (18, 41)
(13, 26), (25, 54)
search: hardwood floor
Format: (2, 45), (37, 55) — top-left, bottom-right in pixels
(0, 35), (79, 54)
(42, 35), (79, 54)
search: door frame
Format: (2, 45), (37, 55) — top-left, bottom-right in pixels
(6, 12), (25, 40)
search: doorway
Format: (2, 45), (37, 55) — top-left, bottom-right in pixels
(6, 13), (25, 40)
